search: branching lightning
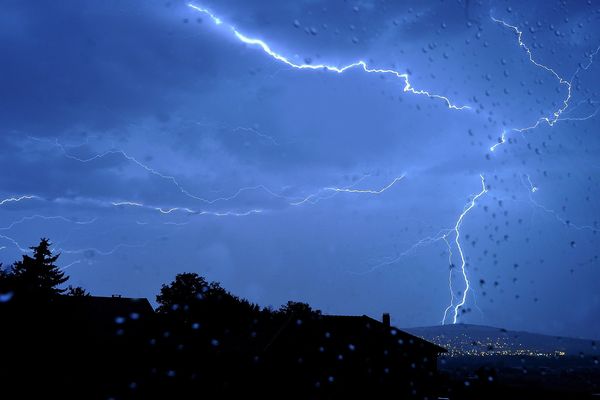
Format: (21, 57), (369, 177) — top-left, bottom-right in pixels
(31, 136), (305, 207)
(187, 4), (470, 111)
(2, 4), (595, 329)
(111, 200), (263, 217)
(30, 136), (408, 214)
(489, 18), (599, 233)
(521, 174), (598, 232)
(30, 136), (260, 205)
(21, 0), (467, 291)
(351, 174), (487, 325)
(356, 228), (452, 275)
(489, 18), (599, 151)
(491, 18), (572, 130)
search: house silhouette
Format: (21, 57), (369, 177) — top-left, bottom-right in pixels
(260, 313), (446, 398)
(1, 296), (446, 398)
(2, 295), (154, 398)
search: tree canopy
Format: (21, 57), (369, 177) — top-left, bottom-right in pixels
(5, 238), (68, 299)
(156, 272), (259, 316)
(277, 301), (321, 318)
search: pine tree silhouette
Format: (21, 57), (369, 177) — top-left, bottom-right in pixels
(11, 238), (68, 298)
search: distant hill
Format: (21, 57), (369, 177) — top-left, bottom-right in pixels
(404, 324), (600, 358)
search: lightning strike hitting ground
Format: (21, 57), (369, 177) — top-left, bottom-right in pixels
(441, 235), (456, 325)
(450, 174), (488, 324)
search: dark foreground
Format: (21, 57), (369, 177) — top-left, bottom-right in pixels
(2, 298), (599, 399)
(1, 295), (443, 399)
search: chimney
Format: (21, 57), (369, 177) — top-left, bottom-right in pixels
(382, 312), (390, 328)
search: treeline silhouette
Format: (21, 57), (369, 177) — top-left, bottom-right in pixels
(0, 239), (444, 399)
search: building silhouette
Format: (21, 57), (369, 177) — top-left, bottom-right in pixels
(1, 295), (446, 398)
(261, 313), (447, 397)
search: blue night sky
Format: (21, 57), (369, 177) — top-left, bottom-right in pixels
(1, 0), (599, 338)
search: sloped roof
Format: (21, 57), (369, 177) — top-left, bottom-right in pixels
(266, 313), (447, 354)
(323, 314), (447, 353)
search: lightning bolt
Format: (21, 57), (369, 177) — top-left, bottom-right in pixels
(489, 131), (506, 152)
(0, 235), (30, 253)
(324, 175), (406, 195)
(290, 174), (406, 206)
(449, 174), (487, 324)
(111, 200), (263, 217)
(111, 175), (405, 214)
(349, 174), (487, 325)
(7, 136), (406, 224)
(521, 174), (598, 232)
(30, 136), (301, 207)
(489, 18), (599, 151)
(0, 195), (39, 206)
(355, 228), (452, 275)
(4, 6), (592, 329)
(525, 174), (538, 193)
(187, 4), (469, 111)
(60, 260), (83, 271)
(491, 17), (572, 127)
(0, 213), (95, 254)
(441, 235), (456, 325)
(573, 45), (600, 77)
(182, 5), (505, 326)
(31, 136), (407, 214)
(554, 107), (600, 123)
(30, 136), (248, 205)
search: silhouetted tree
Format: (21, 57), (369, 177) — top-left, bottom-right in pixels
(156, 272), (209, 313)
(10, 238), (68, 299)
(157, 272), (260, 313)
(277, 301), (321, 318)
(66, 285), (90, 297)
(156, 272), (262, 338)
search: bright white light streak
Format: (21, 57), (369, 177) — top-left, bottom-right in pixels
(188, 3), (469, 110)
(450, 174), (487, 324)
